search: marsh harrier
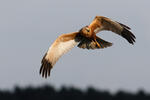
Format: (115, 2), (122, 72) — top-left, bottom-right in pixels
(40, 16), (136, 78)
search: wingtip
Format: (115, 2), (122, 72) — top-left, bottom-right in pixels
(40, 53), (52, 78)
(121, 28), (136, 45)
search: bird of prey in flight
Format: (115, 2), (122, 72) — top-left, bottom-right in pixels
(39, 16), (136, 78)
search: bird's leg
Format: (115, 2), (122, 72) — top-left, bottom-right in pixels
(93, 34), (101, 48)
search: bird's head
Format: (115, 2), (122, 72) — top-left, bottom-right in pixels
(79, 26), (91, 37)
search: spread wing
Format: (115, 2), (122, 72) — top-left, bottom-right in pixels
(89, 16), (136, 44)
(40, 32), (79, 78)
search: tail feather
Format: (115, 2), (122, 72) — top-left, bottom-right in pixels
(77, 35), (112, 50)
(96, 36), (113, 48)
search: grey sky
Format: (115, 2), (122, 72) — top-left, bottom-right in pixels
(0, 0), (150, 93)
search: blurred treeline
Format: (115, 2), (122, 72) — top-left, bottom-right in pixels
(0, 85), (150, 100)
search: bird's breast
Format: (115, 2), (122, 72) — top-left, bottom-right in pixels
(82, 32), (92, 38)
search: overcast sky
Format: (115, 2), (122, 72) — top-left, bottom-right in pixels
(0, 0), (150, 93)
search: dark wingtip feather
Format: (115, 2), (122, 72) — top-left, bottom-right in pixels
(40, 53), (52, 78)
(116, 21), (131, 30)
(121, 28), (136, 45)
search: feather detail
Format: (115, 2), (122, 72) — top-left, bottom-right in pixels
(40, 32), (79, 78)
(89, 16), (136, 44)
(77, 34), (112, 49)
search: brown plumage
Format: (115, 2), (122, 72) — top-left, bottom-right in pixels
(40, 16), (136, 78)
(88, 16), (136, 45)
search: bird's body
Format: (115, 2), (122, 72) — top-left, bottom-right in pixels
(40, 16), (136, 78)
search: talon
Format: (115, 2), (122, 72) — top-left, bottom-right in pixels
(93, 35), (101, 48)
(95, 40), (101, 48)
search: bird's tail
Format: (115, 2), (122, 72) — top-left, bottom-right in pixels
(76, 35), (112, 50)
